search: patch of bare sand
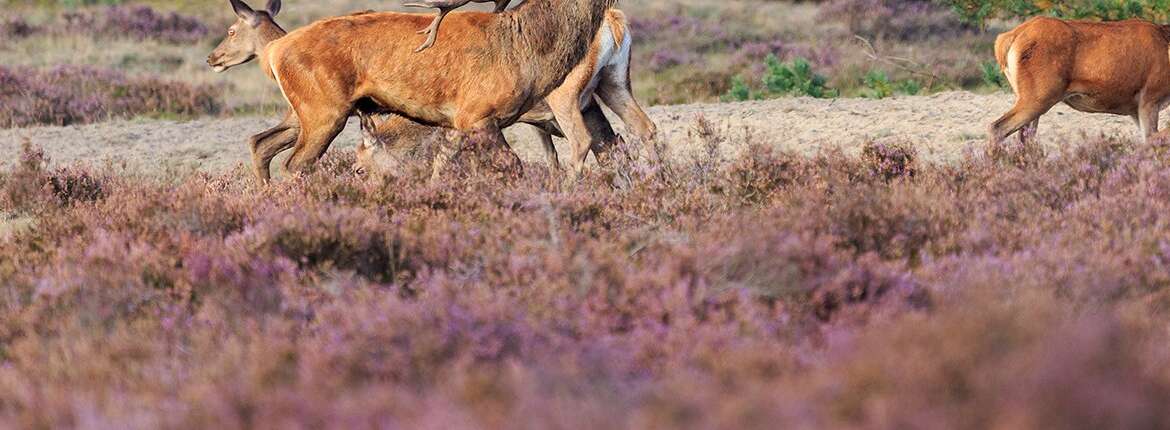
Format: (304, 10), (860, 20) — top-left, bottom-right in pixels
(0, 91), (1141, 176)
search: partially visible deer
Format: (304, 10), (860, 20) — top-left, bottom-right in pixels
(355, 100), (621, 179)
(207, 0), (616, 182)
(354, 113), (435, 180)
(356, 9), (657, 179)
(989, 17), (1170, 146)
(405, 0), (511, 52)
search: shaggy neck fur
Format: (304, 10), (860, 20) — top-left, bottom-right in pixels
(493, 0), (617, 94)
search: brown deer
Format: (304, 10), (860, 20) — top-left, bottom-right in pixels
(989, 17), (1170, 146)
(356, 9), (656, 178)
(406, 0), (511, 52)
(207, 0), (616, 182)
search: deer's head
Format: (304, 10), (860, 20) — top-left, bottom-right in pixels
(207, 0), (283, 73)
(354, 113), (407, 180)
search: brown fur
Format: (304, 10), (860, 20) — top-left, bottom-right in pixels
(989, 17), (1170, 145)
(209, 0), (616, 182)
(357, 9), (657, 178)
(607, 10), (627, 50)
(409, 0), (512, 51)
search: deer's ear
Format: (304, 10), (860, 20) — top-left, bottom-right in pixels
(229, 0), (260, 26)
(266, 0), (281, 18)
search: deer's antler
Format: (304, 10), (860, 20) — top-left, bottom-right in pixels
(403, 0), (475, 52)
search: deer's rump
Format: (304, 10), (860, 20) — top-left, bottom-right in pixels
(996, 17), (1170, 116)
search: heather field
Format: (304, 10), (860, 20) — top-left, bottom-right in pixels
(5, 132), (1170, 427)
(6, 0), (1170, 428)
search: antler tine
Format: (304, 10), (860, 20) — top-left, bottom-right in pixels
(416, 7), (454, 52)
(403, 0), (475, 52)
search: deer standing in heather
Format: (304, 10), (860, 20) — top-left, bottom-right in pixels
(206, 0), (616, 182)
(989, 17), (1170, 146)
(357, 7), (656, 178)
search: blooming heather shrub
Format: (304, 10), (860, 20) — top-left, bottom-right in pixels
(627, 11), (845, 103)
(701, 224), (928, 323)
(45, 168), (105, 206)
(0, 16), (39, 39)
(8, 131), (1170, 426)
(632, 14), (735, 74)
(824, 180), (964, 260)
(861, 141), (917, 181)
(630, 14), (735, 50)
(0, 142), (50, 213)
(724, 143), (808, 204)
(819, 0), (970, 40)
(60, 5), (209, 43)
(240, 206), (411, 283)
(0, 65), (220, 128)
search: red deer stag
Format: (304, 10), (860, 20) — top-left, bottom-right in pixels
(207, 0), (616, 182)
(989, 17), (1170, 146)
(357, 9), (657, 178)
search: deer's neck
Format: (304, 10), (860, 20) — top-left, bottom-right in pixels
(257, 21), (288, 56)
(256, 21), (289, 77)
(494, 0), (616, 94)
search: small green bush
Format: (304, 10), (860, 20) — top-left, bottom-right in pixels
(862, 71), (894, 99)
(724, 76), (757, 102)
(723, 55), (836, 101)
(861, 71), (922, 99)
(763, 56), (832, 98)
(898, 79), (922, 95)
(981, 61), (1006, 89)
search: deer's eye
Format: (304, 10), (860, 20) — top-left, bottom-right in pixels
(228, 29), (236, 37)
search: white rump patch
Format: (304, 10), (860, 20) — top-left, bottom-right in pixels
(1005, 45), (1020, 93)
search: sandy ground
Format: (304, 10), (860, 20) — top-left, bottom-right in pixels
(0, 91), (1140, 176)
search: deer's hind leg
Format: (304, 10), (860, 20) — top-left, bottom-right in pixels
(249, 112), (300, 183)
(532, 124), (562, 172)
(1137, 95), (1167, 141)
(594, 59), (657, 146)
(582, 101), (620, 165)
(544, 66), (602, 176)
(547, 95), (594, 177)
(990, 88), (1061, 147)
(988, 42), (1068, 146)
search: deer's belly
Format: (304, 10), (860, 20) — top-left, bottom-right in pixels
(1063, 93), (1135, 115)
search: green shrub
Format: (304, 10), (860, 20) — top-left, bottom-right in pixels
(862, 71), (894, 99)
(723, 76), (757, 102)
(898, 78), (922, 95)
(724, 55), (836, 101)
(861, 71), (922, 99)
(941, 0), (1170, 27)
(981, 61), (1006, 89)
(763, 56), (833, 98)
